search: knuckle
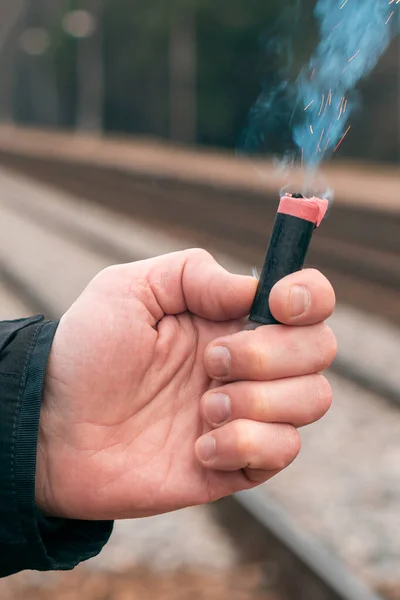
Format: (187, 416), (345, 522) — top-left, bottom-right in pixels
(91, 264), (122, 288)
(233, 420), (253, 457)
(253, 386), (270, 420)
(98, 264), (118, 279)
(185, 248), (214, 263)
(246, 340), (268, 376)
(277, 426), (301, 470)
(243, 468), (271, 485)
(317, 324), (338, 370)
(128, 276), (151, 301)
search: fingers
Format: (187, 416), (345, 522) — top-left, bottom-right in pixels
(101, 253), (335, 327)
(195, 266), (336, 481)
(204, 322), (337, 382)
(201, 374), (332, 429)
(195, 420), (301, 472)
(269, 268), (336, 326)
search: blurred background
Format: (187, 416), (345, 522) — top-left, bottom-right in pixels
(0, 0), (398, 159)
(0, 1), (399, 599)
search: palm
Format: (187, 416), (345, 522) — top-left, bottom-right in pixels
(39, 255), (253, 521)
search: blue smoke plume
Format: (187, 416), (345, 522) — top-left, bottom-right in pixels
(242, 1), (399, 170)
(296, 0), (399, 167)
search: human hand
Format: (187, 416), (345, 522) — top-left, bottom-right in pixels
(36, 249), (336, 520)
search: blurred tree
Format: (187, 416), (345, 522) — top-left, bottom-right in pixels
(169, 1), (196, 144)
(0, 0), (28, 123)
(17, 0), (59, 126)
(102, 0), (170, 138)
(10, 0), (399, 163)
(197, 0), (281, 149)
(50, 0), (79, 127)
(66, 0), (105, 132)
(99, 0), (286, 147)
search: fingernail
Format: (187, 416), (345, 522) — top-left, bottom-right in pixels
(205, 393), (231, 425)
(196, 436), (216, 462)
(206, 346), (231, 378)
(289, 286), (310, 317)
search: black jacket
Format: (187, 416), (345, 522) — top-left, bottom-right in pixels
(0, 316), (113, 578)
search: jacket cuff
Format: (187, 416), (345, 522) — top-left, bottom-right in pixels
(0, 317), (113, 577)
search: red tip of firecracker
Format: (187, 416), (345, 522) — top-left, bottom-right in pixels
(278, 195), (329, 227)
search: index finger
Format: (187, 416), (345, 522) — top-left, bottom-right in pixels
(269, 269), (336, 326)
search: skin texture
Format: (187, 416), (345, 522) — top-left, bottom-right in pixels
(36, 249), (337, 521)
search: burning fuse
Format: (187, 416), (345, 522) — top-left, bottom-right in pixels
(248, 193), (329, 326)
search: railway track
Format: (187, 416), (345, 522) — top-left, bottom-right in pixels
(1, 151), (400, 327)
(0, 167), (391, 600)
(1, 163), (400, 406)
(2, 145), (400, 404)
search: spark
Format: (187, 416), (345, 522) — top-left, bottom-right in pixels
(309, 125), (314, 134)
(386, 10), (394, 24)
(348, 49), (360, 63)
(337, 96), (345, 109)
(310, 68), (316, 80)
(334, 125), (351, 152)
(389, 0), (395, 4)
(318, 94), (325, 116)
(304, 100), (315, 111)
(337, 96), (347, 119)
(340, 0), (349, 7)
(322, 91), (331, 117)
(317, 128), (325, 152)
(324, 137), (331, 152)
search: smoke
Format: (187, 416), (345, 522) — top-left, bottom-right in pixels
(239, 6), (299, 158)
(241, 1), (399, 170)
(295, 0), (399, 167)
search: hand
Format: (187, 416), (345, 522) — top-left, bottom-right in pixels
(36, 249), (336, 521)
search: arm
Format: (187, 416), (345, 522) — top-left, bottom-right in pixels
(0, 250), (336, 576)
(0, 316), (112, 578)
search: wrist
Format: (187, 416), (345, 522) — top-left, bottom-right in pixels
(35, 406), (57, 517)
(36, 364), (64, 518)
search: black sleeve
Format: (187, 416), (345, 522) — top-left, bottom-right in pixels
(0, 316), (113, 578)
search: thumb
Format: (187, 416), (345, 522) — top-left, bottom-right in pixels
(181, 249), (257, 321)
(126, 249), (258, 322)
